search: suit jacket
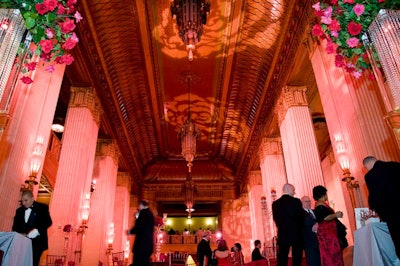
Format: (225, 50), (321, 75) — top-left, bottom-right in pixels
(12, 201), (52, 252)
(303, 209), (318, 248)
(272, 194), (304, 244)
(197, 238), (212, 266)
(129, 207), (154, 254)
(364, 160), (400, 221)
(251, 248), (265, 261)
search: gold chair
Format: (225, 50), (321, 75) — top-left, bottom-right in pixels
(46, 255), (66, 266)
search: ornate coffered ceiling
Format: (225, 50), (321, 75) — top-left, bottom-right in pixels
(60, 0), (322, 201)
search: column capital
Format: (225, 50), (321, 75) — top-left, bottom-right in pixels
(70, 87), (101, 126)
(259, 137), (283, 160)
(276, 86), (308, 126)
(96, 139), (119, 166)
(247, 170), (262, 189)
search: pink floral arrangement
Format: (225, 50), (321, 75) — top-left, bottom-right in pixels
(311, 0), (400, 79)
(3, 0), (82, 84)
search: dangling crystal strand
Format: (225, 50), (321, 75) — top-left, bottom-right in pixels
(0, 9), (26, 108)
(367, 9), (400, 109)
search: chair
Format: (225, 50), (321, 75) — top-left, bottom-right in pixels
(112, 251), (124, 266)
(169, 252), (188, 266)
(46, 255), (66, 266)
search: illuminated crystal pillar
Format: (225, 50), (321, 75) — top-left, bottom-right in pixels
(259, 137), (287, 243)
(113, 172), (131, 253)
(247, 171), (264, 244)
(0, 61), (65, 231)
(82, 139), (119, 265)
(47, 87), (100, 263)
(276, 86), (325, 198)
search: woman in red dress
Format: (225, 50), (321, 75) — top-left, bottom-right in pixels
(313, 185), (346, 266)
(214, 239), (232, 266)
(231, 242), (245, 266)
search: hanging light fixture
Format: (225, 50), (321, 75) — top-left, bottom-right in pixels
(170, 0), (210, 61)
(179, 73), (200, 173)
(179, 72), (200, 217)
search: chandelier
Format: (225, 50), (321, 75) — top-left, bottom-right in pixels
(185, 172), (195, 217)
(178, 74), (200, 173)
(170, 0), (210, 61)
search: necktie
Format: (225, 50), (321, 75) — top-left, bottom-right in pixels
(308, 209), (315, 219)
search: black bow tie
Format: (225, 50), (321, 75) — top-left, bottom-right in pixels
(25, 207), (32, 210)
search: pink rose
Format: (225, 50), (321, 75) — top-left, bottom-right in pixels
(325, 40), (338, 54)
(344, 0), (354, 3)
(57, 4), (65, 15)
(45, 65), (55, 73)
(59, 18), (76, 34)
(347, 21), (362, 36)
(335, 54), (345, 67)
(328, 19), (340, 31)
(39, 39), (54, 54)
(21, 76), (33, 84)
(311, 24), (324, 37)
(321, 16), (332, 25)
(62, 36), (78, 50)
(35, 3), (48, 15)
(45, 0), (58, 12)
(25, 62), (37, 71)
(56, 54), (75, 65)
(330, 31), (338, 38)
(351, 70), (362, 79)
(74, 11), (83, 23)
(312, 2), (321, 11)
(353, 4), (365, 16)
(45, 28), (54, 39)
(346, 37), (359, 48)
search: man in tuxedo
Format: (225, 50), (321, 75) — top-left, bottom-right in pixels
(128, 200), (155, 266)
(272, 183), (304, 266)
(251, 240), (266, 261)
(12, 190), (52, 266)
(301, 196), (320, 266)
(363, 156), (400, 258)
(197, 230), (212, 266)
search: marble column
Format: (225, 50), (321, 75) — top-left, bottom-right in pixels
(47, 87), (100, 263)
(311, 41), (400, 231)
(276, 86), (325, 198)
(113, 172), (131, 252)
(247, 171), (265, 245)
(259, 137), (287, 243)
(82, 139), (119, 265)
(0, 61), (65, 231)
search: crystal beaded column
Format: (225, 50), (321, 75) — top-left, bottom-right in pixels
(364, 10), (400, 142)
(276, 86), (325, 198)
(82, 139), (119, 265)
(47, 87), (100, 262)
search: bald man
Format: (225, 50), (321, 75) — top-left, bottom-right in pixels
(363, 156), (400, 259)
(12, 190), (52, 266)
(301, 196), (320, 266)
(272, 184), (304, 266)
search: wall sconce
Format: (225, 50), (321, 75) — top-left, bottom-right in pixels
(335, 133), (362, 208)
(23, 136), (45, 191)
(124, 240), (130, 263)
(106, 222), (114, 254)
(79, 193), (91, 232)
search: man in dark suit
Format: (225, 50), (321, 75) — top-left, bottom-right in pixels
(251, 239), (266, 261)
(301, 196), (320, 266)
(128, 199), (155, 266)
(363, 156), (400, 259)
(197, 230), (212, 266)
(12, 190), (52, 266)
(272, 183), (304, 266)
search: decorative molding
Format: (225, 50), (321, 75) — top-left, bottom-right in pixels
(259, 137), (283, 160)
(117, 172), (131, 188)
(69, 87), (101, 126)
(96, 139), (119, 166)
(247, 170), (262, 188)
